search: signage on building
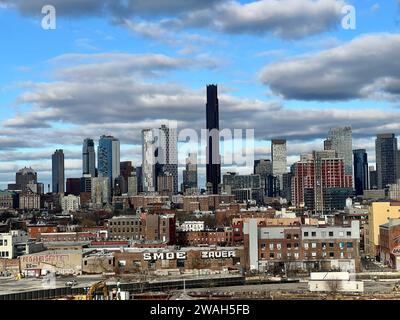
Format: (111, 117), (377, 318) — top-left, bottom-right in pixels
(392, 246), (400, 255)
(143, 250), (236, 261)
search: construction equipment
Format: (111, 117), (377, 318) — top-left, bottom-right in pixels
(86, 281), (109, 300)
(15, 272), (25, 280)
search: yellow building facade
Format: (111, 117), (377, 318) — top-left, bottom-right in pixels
(366, 202), (400, 257)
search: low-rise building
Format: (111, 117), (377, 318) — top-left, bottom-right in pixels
(178, 227), (233, 246)
(0, 191), (16, 209)
(379, 219), (400, 270)
(0, 230), (43, 259)
(107, 215), (144, 241)
(114, 246), (244, 274)
(60, 194), (80, 213)
(19, 190), (40, 210)
(180, 221), (205, 232)
(19, 250), (83, 276)
(243, 219), (360, 273)
(365, 201), (400, 258)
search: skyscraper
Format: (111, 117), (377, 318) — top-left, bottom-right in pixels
(206, 84), (221, 194)
(97, 135), (120, 189)
(327, 126), (353, 176)
(156, 124), (178, 194)
(82, 138), (96, 177)
(182, 153), (198, 192)
(15, 167), (37, 191)
(142, 129), (156, 192)
(52, 149), (65, 194)
(271, 139), (287, 189)
(353, 149), (369, 196)
(376, 133), (398, 189)
(254, 159), (272, 196)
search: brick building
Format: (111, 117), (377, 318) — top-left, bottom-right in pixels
(107, 215), (144, 241)
(379, 219), (400, 270)
(177, 227), (233, 246)
(243, 219), (360, 273)
(27, 224), (58, 240)
(114, 246), (244, 274)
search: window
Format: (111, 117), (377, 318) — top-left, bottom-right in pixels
(322, 242), (327, 249)
(312, 232), (316, 237)
(304, 232), (309, 237)
(269, 243), (274, 250)
(339, 242), (345, 249)
(286, 234), (292, 240)
(84, 261), (87, 266)
(4, 240), (7, 246)
(329, 243), (334, 248)
(311, 252), (316, 257)
(304, 243), (309, 249)
(339, 231), (344, 237)
(311, 243), (317, 248)
(294, 243), (299, 249)
(293, 234), (299, 240)
(0, 240), (3, 246)
(347, 231), (351, 236)
(347, 242), (353, 248)
(118, 260), (126, 267)
(329, 231), (334, 237)
(329, 252), (334, 257)
(294, 253), (299, 259)
(277, 243), (281, 250)
(286, 243), (292, 249)
(321, 231), (326, 237)
(277, 253), (282, 259)
(269, 253), (274, 259)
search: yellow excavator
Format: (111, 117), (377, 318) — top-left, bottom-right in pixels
(86, 281), (109, 300)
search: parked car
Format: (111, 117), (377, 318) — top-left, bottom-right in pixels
(65, 280), (78, 287)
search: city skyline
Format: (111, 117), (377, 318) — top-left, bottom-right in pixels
(1, 1), (400, 189)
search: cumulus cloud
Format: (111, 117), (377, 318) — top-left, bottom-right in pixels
(260, 33), (400, 101)
(0, 0), (349, 40)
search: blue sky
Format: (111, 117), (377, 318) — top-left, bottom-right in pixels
(1, 0), (400, 189)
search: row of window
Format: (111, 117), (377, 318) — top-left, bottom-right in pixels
(0, 251), (10, 257)
(0, 240), (8, 246)
(109, 220), (141, 226)
(109, 228), (142, 233)
(303, 231), (352, 238)
(261, 242), (354, 250)
(261, 251), (352, 260)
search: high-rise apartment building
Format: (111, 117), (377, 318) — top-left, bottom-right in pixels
(376, 133), (398, 189)
(291, 150), (352, 214)
(52, 149), (65, 194)
(182, 153), (198, 192)
(142, 129), (156, 192)
(206, 84), (221, 194)
(82, 138), (96, 177)
(353, 149), (369, 196)
(98, 135), (120, 190)
(327, 126), (353, 176)
(156, 124), (178, 194)
(271, 139), (287, 189)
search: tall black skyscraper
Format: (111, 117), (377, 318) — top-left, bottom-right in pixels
(52, 149), (65, 194)
(206, 84), (221, 194)
(82, 138), (96, 177)
(376, 133), (398, 189)
(353, 149), (369, 196)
